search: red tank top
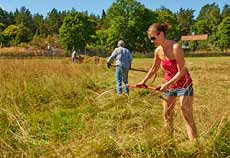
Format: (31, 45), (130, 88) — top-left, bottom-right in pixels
(161, 59), (192, 89)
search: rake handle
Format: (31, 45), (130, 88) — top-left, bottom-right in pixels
(110, 65), (148, 73)
(128, 84), (161, 91)
(128, 84), (168, 101)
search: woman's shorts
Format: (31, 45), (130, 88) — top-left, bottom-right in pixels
(163, 86), (193, 96)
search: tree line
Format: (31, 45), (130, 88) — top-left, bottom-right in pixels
(0, 0), (229, 54)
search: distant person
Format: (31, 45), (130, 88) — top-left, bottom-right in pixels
(47, 43), (51, 50)
(107, 40), (132, 96)
(136, 23), (197, 141)
(47, 43), (52, 56)
(72, 49), (77, 63)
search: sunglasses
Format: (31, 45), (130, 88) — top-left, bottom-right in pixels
(149, 32), (160, 42)
(150, 36), (157, 41)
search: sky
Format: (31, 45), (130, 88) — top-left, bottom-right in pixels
(0, 0), (229, 18)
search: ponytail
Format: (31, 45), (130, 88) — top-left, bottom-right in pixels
(148, 23), (169, 35)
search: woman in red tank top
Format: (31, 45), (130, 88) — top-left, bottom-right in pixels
(136, 23), (197, 141)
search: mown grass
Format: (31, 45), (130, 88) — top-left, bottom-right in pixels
(0, 57), (229, 158)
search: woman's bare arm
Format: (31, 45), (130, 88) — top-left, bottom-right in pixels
(137, 48), (161, 85)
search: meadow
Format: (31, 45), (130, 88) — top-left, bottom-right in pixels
(0, 56), (229, 158)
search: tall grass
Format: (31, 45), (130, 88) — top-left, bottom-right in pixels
(0, 47), (48, 57)
(0, 57), (229, 158)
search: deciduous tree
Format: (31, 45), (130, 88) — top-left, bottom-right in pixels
(59, 12), (96, 51)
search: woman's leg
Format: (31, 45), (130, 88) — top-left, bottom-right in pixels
(163, 96), (176, 138)
(179, 96), (197, 141)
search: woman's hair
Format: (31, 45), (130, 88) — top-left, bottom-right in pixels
(148, 23), (169, 35)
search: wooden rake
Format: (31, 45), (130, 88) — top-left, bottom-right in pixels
(128, 84), (167, 101)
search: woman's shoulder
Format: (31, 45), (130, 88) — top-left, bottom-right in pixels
(155, 46), (162, 52)
(172, 42), (184, 59)
(172, 41), (181, 50)
(154, 46), (162, 56)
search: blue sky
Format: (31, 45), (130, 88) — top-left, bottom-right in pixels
(0, 0), (229, 18)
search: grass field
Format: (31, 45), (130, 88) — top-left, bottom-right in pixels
(0, 57), (229, 158)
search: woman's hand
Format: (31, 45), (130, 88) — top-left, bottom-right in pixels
(159, 83), (169, 92)
(136, 81), (147, 88)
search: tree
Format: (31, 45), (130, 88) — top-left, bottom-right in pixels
(176, 8), (195, 35)
(6, 12), (15, 26)
(192, 20), (210, 34)
(2, 24), (30, 46)
(2, 25), (17, 45)
(190, 20), (210, 49)
(14, 6), (35, 38)
(33, 13), (47, 36)
(59, 12), (96, 51)
(2, 25), (17, 39)
(46, 8), (62, 35)
(216, 17), (230, 51)
(155, 7), (180, 40)
(60, 11), (68, 25)
(221, 5), (230, 20)
(96, 9), (109, 30)
(0, 7), (8, 25)
(15, 24), (30, 43)
(196, 3), (221, 34)
(0, 23), (5, 32)
(15, 7), (34, 28)
(101, 9), (106, 19)
(106, 0), (156, 52)
(191, 3), (222, 48)
(0, 23), (6, 46)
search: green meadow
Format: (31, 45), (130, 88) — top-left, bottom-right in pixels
(0, 57), (229, 158)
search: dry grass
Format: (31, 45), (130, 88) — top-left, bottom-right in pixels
(0, 47), (48, 57)
(0, 57), (229, 158)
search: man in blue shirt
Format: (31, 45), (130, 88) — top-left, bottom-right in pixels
(107, 40), (132, 96)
